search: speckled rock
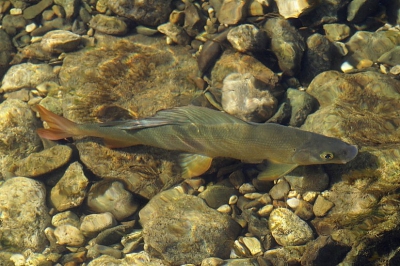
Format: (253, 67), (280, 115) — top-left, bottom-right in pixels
(211, 49), (281, 97)
(0, 177), (50, 252)
(343, 31), (400, 70)
(221, 72), (278, 122)
(284, 88), (317, 127)
(11, 145), (73, 177)
(80, 213), (117, 237)
(323, 23), (351, 42)
(284, 165), (329, 193)
(139, 189), (241, 265)
(89, 14), (128, 36)
(0, 99), (42, 179)
(313, 195), (335, 217)
(227, 24), (266, 53)
(269, 208), (314, 246)
(50, 161), (89, 211)
(263, 17), (305, 76)
(217, 0), (247, 25)
(52, 210), (80, 228)
(300, 33), (333, 84)
(0, 29), (13, 79)
(378, 46), (400, 66)
(40, 29), (81, 53)
(54, 0), (78, 19)
(275, 0), (317, 18)
(108, 0), (172, 27)
(1, 63), (58, 93)
(157, 22), (191, 45)
(87, 180), (139, 221)
(54, 224), (85, 246)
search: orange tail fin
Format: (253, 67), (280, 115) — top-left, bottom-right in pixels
(36, 105), (79, 140)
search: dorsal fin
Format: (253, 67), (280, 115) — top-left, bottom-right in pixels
(100, 106), (246, 130)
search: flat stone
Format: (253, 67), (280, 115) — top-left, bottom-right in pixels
(11, 145), (73, 177)
(54, 224), (85, 246)
(276, 0), (317, 18)
(40, 29), (82, 53)
(323, 23), (351, 42)
(284, 165), (329, 193)
(54, 0), (78, 19)
(89, 14), (128, 36)
(23, 0), (53, 19)
(217, 0), (247, 25)
(80, 213), (117, 237)
(313, 195), (335, 217)
(269, 180), (290, 200)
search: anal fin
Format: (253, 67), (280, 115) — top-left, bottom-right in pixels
(179, 153), (213, 179)
(257, 161), (298, 181)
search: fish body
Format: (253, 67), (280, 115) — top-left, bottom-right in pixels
(36, 105), (358, 180)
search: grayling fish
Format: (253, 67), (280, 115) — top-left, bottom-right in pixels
(36, 105), (358, 180)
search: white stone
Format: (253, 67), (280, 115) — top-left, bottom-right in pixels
(25, 23), (37, 33)
(10, 8), (22, 15)
(287, 198), (300, 209)
(54, 224), (85, 247)
(275, 0), (317, 19)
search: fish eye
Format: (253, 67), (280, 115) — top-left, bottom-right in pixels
(320, 152), (334, 160)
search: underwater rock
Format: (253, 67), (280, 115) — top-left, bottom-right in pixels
(313, 195), (335, 217)
(269, 180), (290, 200)
(157, 22), (191, 45)
(227, 24), (266, 53)
(221, 72), (278, 122)
(80, 213), (117, 237)
(275, 0), (317, 18)
(23, 0), (53, 19)
(87, 180), (139, 221)
(347, 0), (379, 23)
(301, 236), (351, 265)
(54, 224), (85, 247)
(1, 62), (58, 93)
(0, 99), (42, 179)
(107, 0), (171, 27)
(284, 165), (329, 193)
(139, 189), (241, 265)
(50, 161), (89, 211)
(198, 181), (239, 209)
(217, 0), (247, 25)
(54, 0), (78, 19)
(52, 210), (80, 228)
(0, 177), (50, 252)
(89, 14), (128, 36)
(323, 23), (351, 42)
(377, 46), (400, 66)
(263, 17), (305, 76)
(11, 145), (73, 177)
(269, 208), (314, 246)
(40, 30), (82, 53)
(284, 88), (317, 127)
(300, 33), (333, 85)
(343, 31), (400, 70)
(0, 29), (13, 79)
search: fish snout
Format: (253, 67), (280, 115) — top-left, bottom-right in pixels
(339, 144), (358, 164)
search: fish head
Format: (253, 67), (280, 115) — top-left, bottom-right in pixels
(291, 135), (358, 165)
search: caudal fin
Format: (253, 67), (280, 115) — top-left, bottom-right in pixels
(36, 105), (79, 140)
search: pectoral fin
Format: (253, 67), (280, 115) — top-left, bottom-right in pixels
(257, 161), (298, 181)
(179, 153), (213, 179)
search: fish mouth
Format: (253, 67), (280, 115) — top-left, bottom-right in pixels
(340, 144), (358, 163)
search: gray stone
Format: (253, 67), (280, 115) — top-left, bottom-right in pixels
(108, 0), (172, 27)
(157, 22), (191, 45)
(323, 23), (351, 42)
(50, 161), (89, 211)
(1, 14), (27, 35)
(80, 213), (117, 237)
(198, 182), (238, 208)
(89, 14), (128, 36)
(378, 46), (400, 66)
(284, 165), (329, 193)
(139, 189), (241, 265)
(227, 24), (266, 53)
(294, 200), (314, 220)
(40, 29), (82, 53)
(0, 177), (50, 252)
(221, 72), (278, 122)
(10, 145), (73, 177)
(269, 208), (314, 246)
(347, 0), (379, 23)
(263, 17), (305, 76)
(87, 181), (139, 221)
(1, 63), (58, 93)
(0, 29), (13, 79)
(269, 180), (290, 200)
(54, 0), (78, 18)
(23, 0), (53, 19)
(0, 99), (42, 179)
(285, 88), (317, 127)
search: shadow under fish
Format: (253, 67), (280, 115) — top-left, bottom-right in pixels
(35, 105), (358, 181)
